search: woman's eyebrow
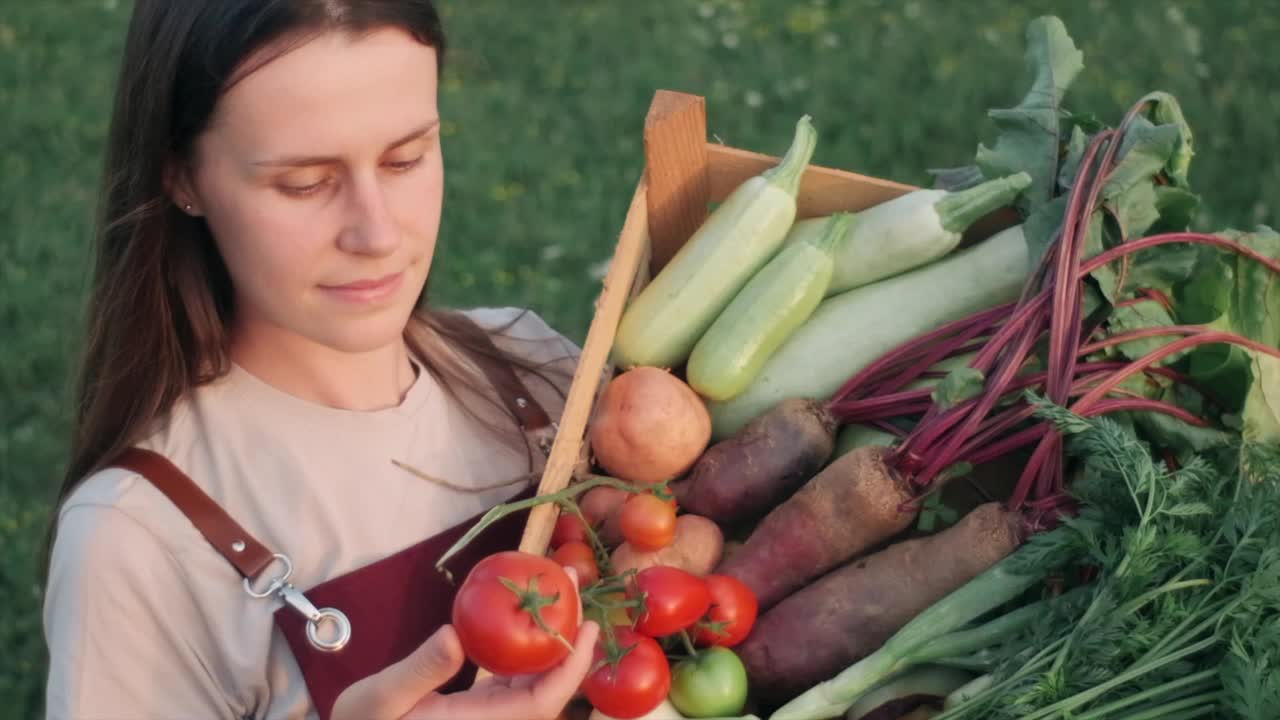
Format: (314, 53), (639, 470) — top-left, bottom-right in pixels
(252, 119), (441, 168)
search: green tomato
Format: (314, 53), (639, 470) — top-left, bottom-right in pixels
(668, 647), (749, 718)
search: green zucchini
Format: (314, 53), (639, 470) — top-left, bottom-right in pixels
(611, 115), (818, 369)
(687, 212), (851, 401)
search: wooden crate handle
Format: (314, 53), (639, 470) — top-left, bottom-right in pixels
(643, 90), (710, 274)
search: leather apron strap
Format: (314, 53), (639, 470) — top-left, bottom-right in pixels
(109, 447), (277, 579)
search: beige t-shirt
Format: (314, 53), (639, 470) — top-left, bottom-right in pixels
(43, 307), (580, 720)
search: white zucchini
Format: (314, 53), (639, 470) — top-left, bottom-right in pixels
(783, 172), (1031, 296)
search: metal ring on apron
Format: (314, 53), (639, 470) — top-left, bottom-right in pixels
(305, 607), (353, 652)
(243, 553), (353, 652)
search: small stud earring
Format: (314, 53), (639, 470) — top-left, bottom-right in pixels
(184, 203), (193, 211)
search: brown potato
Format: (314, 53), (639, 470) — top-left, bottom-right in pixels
(589, 367), (711, 484)
(610, 514), (724, 576)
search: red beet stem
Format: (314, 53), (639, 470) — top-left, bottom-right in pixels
(1009, 329), (1280, 505)
(1081, 232), (1280, 276)
(865, 96), (1279, 512)
(1071, 331), (1280, 413)
(1048, 130), (1118, 407)
(827, 303), (1014, 404)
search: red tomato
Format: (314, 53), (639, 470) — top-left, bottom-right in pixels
(551, 512), (590, 548)
(620, 493), (677, 551)
(693, 574), (758, 647)
(627, 566), (712, 638)
(550, 540), (600, 587)
(582, 626), (671, 719)
(451, 551), (581, 676)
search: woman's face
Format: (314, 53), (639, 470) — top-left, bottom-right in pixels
(181, 28), (443, 355)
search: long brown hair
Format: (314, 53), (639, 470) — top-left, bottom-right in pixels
(48, 0), (568, 573)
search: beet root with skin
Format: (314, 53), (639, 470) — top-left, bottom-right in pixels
(714, 445), (917, 611)
(736, 502), (1024, 704)
(670, 398), (837, 526)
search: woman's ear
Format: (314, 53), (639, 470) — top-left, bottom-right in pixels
(164, 159), (203, 216)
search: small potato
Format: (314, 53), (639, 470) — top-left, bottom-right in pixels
(611, 514), (724, 576)
(589, 367), (712, 484)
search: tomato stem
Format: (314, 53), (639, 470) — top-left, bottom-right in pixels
(579, 573), (646, 629)
(696, 618), (733, 643)
(499, 575), (576, 655)
(559, 499), (615, 580)
(435, 473), (665, 580)
(679, 628), (699, 659)
(580, 575), (636, 601)
(594, 622), (639, 679)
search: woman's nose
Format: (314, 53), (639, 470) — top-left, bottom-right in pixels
(336, 172), (400, 257)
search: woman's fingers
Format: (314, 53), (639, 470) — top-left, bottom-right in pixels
(410, 620), (600, 720)
(524, 619), (599, 707)
(332, 624), (465, 720)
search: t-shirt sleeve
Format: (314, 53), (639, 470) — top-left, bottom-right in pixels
(44, 501), (232, 720)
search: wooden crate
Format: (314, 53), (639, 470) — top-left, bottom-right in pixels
(511, 87), (1006, 558)
(485, 90), (1017, 713)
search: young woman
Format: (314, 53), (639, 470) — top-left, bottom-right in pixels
(41, 2), (600, 718)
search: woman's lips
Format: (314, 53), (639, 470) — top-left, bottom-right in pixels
(320, 271), (405, 304)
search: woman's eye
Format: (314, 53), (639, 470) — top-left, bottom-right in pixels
(278, 176), (331, 196)
(385, 155), (424, 172)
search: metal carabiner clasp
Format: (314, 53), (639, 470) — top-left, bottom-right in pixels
(279, 584), (352, 653)
(242, 553), (352, 653)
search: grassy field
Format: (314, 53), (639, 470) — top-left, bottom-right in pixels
(3, 0), (1278, 714)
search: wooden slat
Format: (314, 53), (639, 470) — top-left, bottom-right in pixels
(515, 180), (651, 556)
(707, 143), (917, 216)
(643, 91), (710, 274)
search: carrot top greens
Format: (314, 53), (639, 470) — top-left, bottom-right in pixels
(931, 403), (1280, 720)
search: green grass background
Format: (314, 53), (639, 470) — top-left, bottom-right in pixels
(3, 0), (1277, 714)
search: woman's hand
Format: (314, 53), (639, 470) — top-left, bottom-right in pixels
(331, 567), (600, 720)
(332, 620), (600, 720)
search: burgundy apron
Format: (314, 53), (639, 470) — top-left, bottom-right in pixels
(107, 328), (562, 720)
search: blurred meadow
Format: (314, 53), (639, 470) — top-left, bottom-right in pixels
(3, 0), (1279, 714)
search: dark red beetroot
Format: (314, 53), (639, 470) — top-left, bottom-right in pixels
(670, 398), (837, 528)
(714, 445), (915, 612)
(736, 502), (1022, 704)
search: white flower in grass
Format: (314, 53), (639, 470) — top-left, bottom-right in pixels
(541, 244), (565, 262)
